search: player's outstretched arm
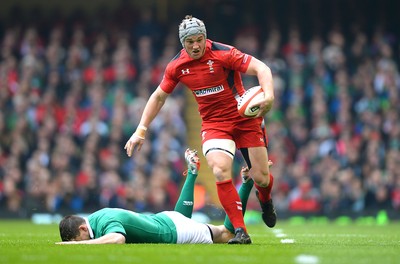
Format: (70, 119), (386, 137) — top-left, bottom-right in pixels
(125, 86), (169, 156)
(56, 233), (126, 245)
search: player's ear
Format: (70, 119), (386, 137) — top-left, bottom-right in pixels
(79, 224), (88, 232)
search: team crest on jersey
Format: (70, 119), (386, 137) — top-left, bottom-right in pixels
(207, 60), (214, 72)
(193, 85), (224, 97)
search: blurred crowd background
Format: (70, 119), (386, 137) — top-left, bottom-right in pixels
(0, 0), (399, 220)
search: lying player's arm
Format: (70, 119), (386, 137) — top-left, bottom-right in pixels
(56, 233), (126, 245)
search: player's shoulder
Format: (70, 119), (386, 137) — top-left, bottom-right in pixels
(166, 49), (188, 68)
(169, 50), (184, 63)
(208, 39), (234, 52)
(93, 207), (114, 215)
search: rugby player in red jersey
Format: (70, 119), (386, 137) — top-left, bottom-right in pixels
(125, 15), (276, 244)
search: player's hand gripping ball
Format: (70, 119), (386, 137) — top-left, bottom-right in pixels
(237, 86), (264, 118)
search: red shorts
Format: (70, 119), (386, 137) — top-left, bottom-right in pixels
(201, 117), (268, 149)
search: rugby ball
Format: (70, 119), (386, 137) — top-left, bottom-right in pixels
(237, 86), (264, 118)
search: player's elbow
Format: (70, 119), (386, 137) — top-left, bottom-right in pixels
(262, 64), (273, 79)
(249, 57), (271, 75)
(115, 238), (126, 244)
(109, 233), (126, 244)
(116, 234), (126, 244)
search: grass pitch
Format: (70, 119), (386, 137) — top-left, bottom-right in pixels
(0, 218), (399, 264)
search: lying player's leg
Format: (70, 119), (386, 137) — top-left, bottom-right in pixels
(174, 148), (200, 218)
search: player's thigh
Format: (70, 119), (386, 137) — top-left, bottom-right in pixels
(201, 129), (236, 182)
(201, 127), (236, 158)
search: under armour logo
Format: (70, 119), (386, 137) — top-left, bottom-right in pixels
(181, 68), (190, 74)
(207, 60), (214, 72)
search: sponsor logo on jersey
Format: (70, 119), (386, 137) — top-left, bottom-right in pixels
(181, 68), (190, 74)
(194, 85), (224, 97)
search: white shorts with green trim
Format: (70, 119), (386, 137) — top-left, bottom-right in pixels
(163, 211), (213, 244)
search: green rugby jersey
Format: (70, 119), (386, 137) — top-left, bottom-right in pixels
(87, 208), (178, 243)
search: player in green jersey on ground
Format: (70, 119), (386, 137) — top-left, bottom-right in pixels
(57, 149), (268, 244)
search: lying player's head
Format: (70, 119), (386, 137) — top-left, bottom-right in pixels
(179, 15), (207, 59)
(59, 215), (86, 241)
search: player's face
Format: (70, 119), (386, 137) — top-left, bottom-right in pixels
(184, 34), (206, 59)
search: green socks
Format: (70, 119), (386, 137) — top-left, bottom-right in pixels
(174, 169), (254, 232)
(174, 171), (197, 218)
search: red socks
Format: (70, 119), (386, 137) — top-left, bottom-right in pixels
(254, 173), (274, 203)
(216, 179), (246, 231)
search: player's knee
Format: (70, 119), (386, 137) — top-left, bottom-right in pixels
(212, 166), (230, 182)
(251, 168), (270, 187)
(206, 155), (232, 182)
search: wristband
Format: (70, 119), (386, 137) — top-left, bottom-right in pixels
(134, 125), (147, 139)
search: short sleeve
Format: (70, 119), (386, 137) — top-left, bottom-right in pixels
(102, 221), (126, 236)
(228, 48), (253, 73)
(159, 62), (179, 94)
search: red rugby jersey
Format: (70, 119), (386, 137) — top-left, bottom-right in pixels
(160, 39), (252, 122)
